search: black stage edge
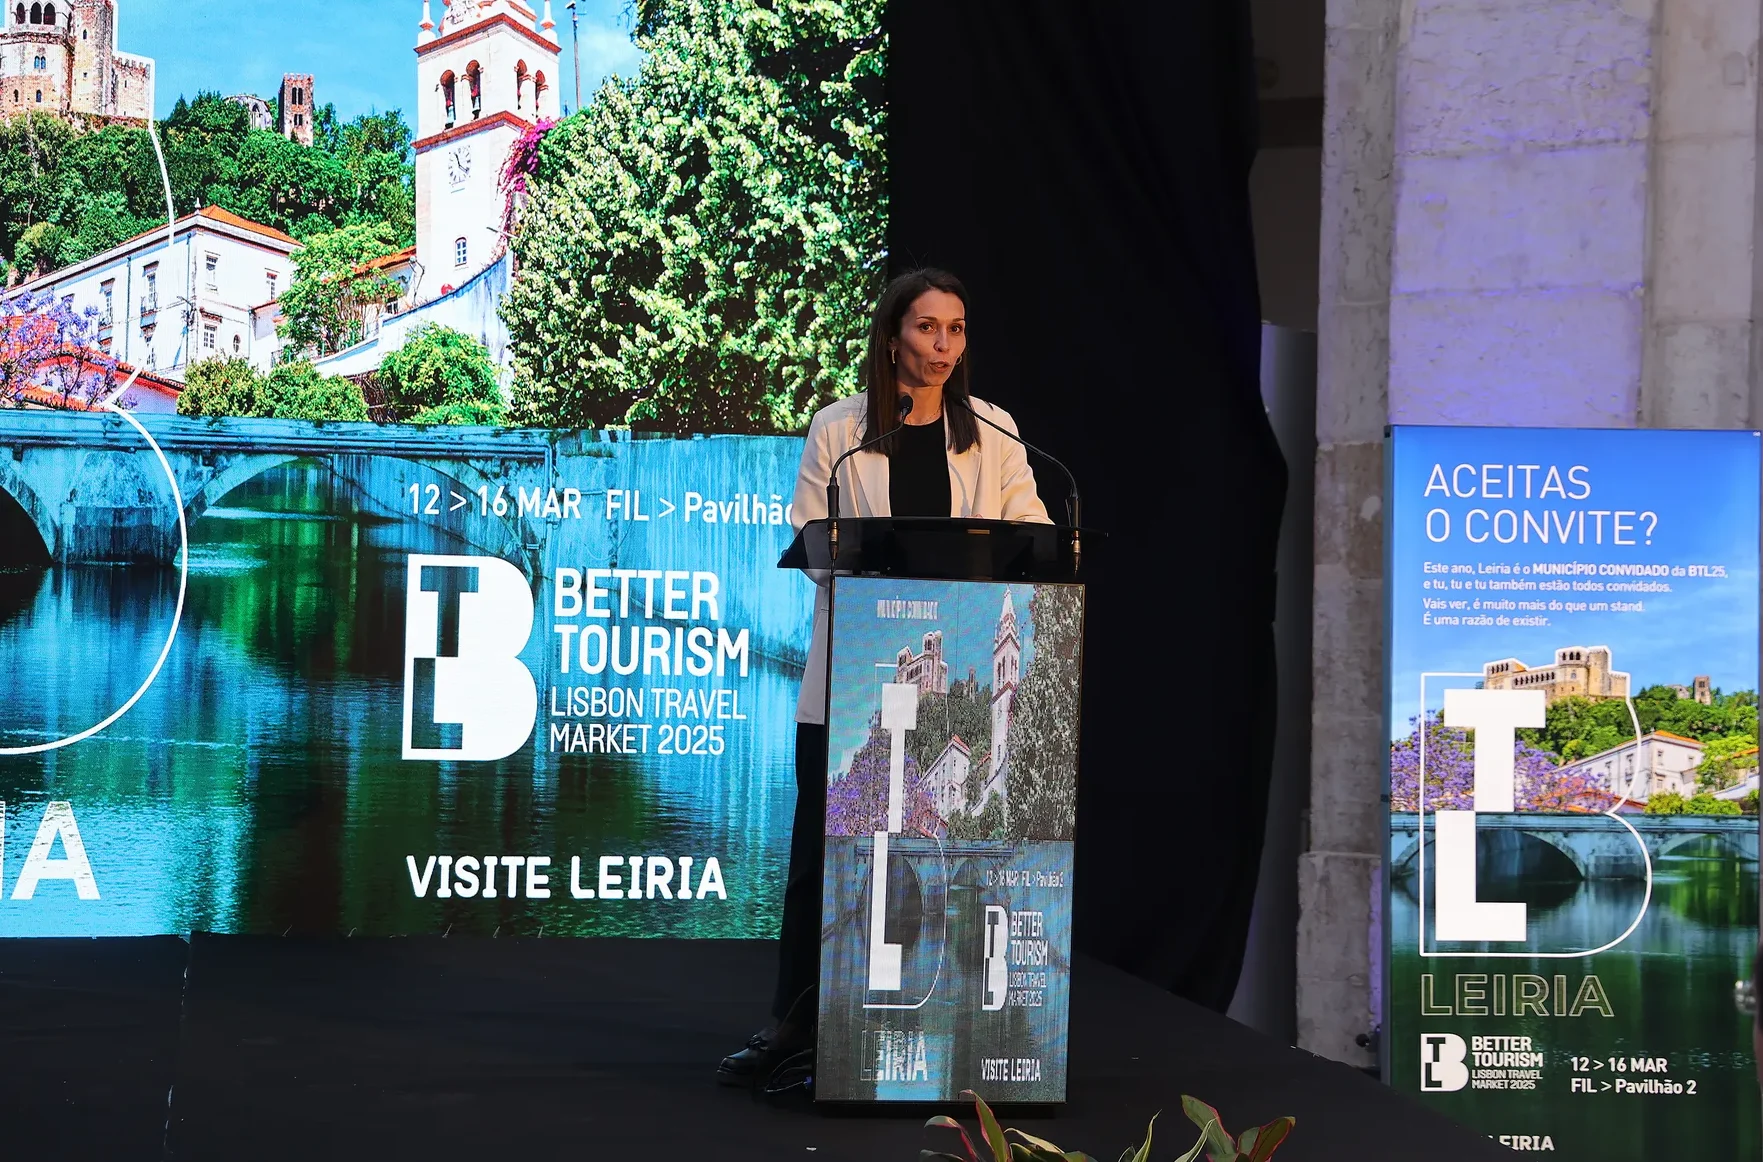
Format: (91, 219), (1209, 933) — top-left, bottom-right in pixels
(149, 937), (1510, 1161)
(0, 936), (188, 1157)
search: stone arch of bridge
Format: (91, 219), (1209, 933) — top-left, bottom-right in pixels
(1389, 827), (1594, 881)
(182, 452), (543, 580)
(0, 459), (58, 562)
(1656, 830), (1758, 864)
(182, 452), (304, 529)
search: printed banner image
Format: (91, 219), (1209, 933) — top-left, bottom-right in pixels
(0, 412), (810, 938)
(1385, 426), (1762, 1160)
(817, 576), (1082, 1103)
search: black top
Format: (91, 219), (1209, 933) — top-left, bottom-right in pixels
(887, 414), (951, 518)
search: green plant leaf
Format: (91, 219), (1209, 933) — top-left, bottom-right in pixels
(1180, 1096), (1235, 1161)
(1238, 1126), (1260, 1157)
(1244, 1117), (1295, 1161)
(1006, 1127), (1097, 1162)
(924, 1114), (981, 1162)
(960, 1091), (1013, 1162)
(922, 1153), (972, 1162)
(1115, 1110), (1157, 1162)
(1168, 1128), (1209, 1162)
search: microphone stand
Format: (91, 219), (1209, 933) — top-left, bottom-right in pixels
(947, 395), (1083, 574)
(827, 395), (914, 563)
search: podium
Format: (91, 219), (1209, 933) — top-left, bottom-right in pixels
(779, 518), (1096, 1106)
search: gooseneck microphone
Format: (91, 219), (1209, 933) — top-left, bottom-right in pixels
(946, 394), (1084, 571)
(827, 393), (914, 562)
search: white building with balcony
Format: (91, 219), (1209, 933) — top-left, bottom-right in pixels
(3, 205), (302, 381)
(1569, 731), (1705, 803)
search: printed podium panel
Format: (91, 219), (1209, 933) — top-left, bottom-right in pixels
(818, 575), (1082, 1104)
(1385, 426), (1761, 1160)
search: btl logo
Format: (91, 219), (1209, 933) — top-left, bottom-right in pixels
(402, 554), (538, 761)
(1420, 1033), (1469, 1092)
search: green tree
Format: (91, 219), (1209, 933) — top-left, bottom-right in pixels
(0, 113), (80, 265)
(159, 91), (252, 215)
(1645, 791), (1687, 816)
(946, 793), (1006, 841)
(1003, 586), (1084, 841)
(1646, 790), (1743, 816)
(277, 222), (404, 358)
(336, 109), (416, 243)
(0, 93), (415, 279)
(311, 101), (344, 155)
(260, 360), (369, 422)
(1697, 734), (1758, 792)
(228, 130), (355, 237)
(375, 324), (505, 424)
(1520, 687), (1759, 760)
(505, 0), (886, 432)
(904, 684), (993, 783)
(1686, 793), (1743, 816)
(176, 356), (365, 421)
(178, 355), (266, 417)
(65, 190), (154, 266)
(14, 220), (72, 277)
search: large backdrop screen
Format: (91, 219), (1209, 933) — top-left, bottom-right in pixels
(0, 0), (885, 938)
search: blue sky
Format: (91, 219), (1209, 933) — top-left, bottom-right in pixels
(1387, 426), (1761, 738)
(825, 579), (1037, 776)
(119, 0), (642, 121)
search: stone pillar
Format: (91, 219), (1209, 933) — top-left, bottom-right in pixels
(1302, 0), (1763, 1065)
(1645, 0), (1763, 427)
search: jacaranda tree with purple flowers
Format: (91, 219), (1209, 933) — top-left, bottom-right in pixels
(1390, 711), (1601, 813)
(0, 290), (123, 410)
(826, 714), (946, 839)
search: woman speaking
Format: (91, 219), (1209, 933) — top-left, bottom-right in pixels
(717, 268), (1051, 1089)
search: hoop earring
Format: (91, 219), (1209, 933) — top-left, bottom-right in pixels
(955, 356), (963, 364)
(890, 349), (896, 364)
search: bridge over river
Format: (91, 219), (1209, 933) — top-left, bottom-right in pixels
(0, 412), (564, 570)
(1390, 812), (1759, 881)
(0, 410), (813, 664)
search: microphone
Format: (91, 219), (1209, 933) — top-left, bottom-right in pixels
(946, 394), (1084, 573)
(827, 393), (914, 563)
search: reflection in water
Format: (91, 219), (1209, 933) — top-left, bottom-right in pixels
(1392, 844), (1760, 1160)
(0, 461), (798, 938)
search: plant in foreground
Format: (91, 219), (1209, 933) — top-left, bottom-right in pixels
(924, 1090), (1293, 1162)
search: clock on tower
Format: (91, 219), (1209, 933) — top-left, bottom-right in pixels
(446, 145), (473, 188)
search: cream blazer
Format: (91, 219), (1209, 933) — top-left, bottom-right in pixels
(790, 392), (1052, 725)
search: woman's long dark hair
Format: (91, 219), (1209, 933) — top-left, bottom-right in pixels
(860, 267), (979, 455)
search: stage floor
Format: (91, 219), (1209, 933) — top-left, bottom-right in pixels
(1, 936), (1510, 1161)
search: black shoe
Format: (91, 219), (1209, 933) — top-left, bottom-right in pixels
(717, 988), (814, 1086)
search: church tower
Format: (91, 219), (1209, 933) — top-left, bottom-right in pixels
(412, 0), (560, 295)
(990, 588), (1021, 782)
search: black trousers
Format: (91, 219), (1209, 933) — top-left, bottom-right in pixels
(771, 721), (828, 1023)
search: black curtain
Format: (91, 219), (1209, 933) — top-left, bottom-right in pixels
(886, 0), (1288, 1011)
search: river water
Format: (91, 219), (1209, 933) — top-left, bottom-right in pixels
(1390, 838), (1760, 1159)
(0, 460), (800, 938)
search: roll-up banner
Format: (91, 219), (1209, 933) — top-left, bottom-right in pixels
(1385, 426), (1761, 1158)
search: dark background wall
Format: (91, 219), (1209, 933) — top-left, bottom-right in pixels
(886, 0), (1290, 1011)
